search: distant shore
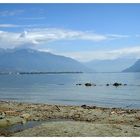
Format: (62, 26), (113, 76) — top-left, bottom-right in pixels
(0, 100), (140, 136)
(0, 71), (84, 75)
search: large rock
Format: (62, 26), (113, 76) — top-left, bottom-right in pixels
(0, 112), (5, 119)
(0, 117), (23, 127)
(85, 83), (92, 86)
(113, 82), (122, 87)
(20, 113), (31, 121)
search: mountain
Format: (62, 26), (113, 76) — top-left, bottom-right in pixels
(84, 58), (136, 72)
(0, 48), (91, 72)
(123, 59), (140, 72)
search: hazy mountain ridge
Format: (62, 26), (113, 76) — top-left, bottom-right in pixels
(84, 58), (136, 72)
(0, 48), (91, 72)
(123, 59), (140, 72)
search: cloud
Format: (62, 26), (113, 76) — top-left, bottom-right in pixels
(25, 28), (128, 42)
(0, 28), (138, 61)
(19, 31), (28, 38)
(58, 46), (140, 62)
(136, 34), (140, 37)
(106, 34), (129, 40)
(19, 17), (46, 20)
(0, 30), (38, 49)
(0, 24), (48, 28)
(24, 28), (108, 42)
(0, 24), (19, 28)
(0, 28), (130, 50)
(0, 10), (24, 17)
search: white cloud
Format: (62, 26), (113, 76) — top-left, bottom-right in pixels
(0, 28), (130, 51)
(19, 31), (28, 38)
(19, 17), (46, 20)
(0, 24), (46, 28)
(106, 34), (129, 39)
(58, 46), (140, 62)
(0, 28), (138, 61)
(136, 34), (140, 37)
(0, 10), (24, 17)
(0, 30), (38, 49)
(0, 24), (19, 28)
(24, 28), (129, 42)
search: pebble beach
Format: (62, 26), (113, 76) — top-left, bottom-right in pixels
(0, 100), (140, 137)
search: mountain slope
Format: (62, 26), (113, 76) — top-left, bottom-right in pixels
(85, 58), (136, 72)
(0, 48), (91, 72)
(123, 59), (140, 72)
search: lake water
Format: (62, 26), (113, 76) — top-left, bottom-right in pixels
(0, 73), (140, 109)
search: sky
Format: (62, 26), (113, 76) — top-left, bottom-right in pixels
(0, 3), (140, 62)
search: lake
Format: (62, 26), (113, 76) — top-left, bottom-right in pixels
(0, 72), (140, 109)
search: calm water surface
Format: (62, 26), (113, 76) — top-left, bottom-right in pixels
(0, 73), (140, 109)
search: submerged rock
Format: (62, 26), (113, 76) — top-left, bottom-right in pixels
(76, 83), (82, 86)
(113, 82), (122, 87)
(106, 84), (109, 86)
(85, 83), (92, 86)
(85, 83), (96, 87)
(92, 83), (96, 86)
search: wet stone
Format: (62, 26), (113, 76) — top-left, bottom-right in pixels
(85, 83), (92, 86)
(20, 113), (31, 121)
(0, 112), (5, 119)
(113, 82), (122, 87)
(76, 83), (82, 86)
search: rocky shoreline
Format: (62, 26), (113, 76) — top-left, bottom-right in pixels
(0, 100), (140, 136)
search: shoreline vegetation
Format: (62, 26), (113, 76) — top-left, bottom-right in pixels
(0, 100), (140, 137)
